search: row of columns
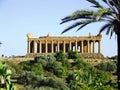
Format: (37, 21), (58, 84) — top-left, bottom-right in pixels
(27, 40), (101, 54)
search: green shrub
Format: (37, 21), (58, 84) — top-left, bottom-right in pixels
(54, 66), (68, 78)
(45, 59), (59, 72)
(17, 71), (42, 86)
(68, 50), (79, 59)
(95, 61), (117, 72)
(20, 85), (60, 90)
(66, 68), (112, 90)
(61, 60), (71, 68)
(34, 54), (56, 62)
(73, 58), (92, 70)
(18, 72), (69, 90)
(31, 63), (44, 75)
(55, 51), (66, 62)
(38, 77), (70, 90)
(19, 61), (31, 71)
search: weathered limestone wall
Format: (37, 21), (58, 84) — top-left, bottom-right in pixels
(27, 33), (102, 56)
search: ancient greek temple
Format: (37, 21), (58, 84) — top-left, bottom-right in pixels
(27, 33), (102, 55)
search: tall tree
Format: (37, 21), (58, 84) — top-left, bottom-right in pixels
(60, 0), (120, 89)
(0, 42), (2, 45)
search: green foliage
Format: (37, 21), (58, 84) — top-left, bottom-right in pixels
(67, 50), (79, 59)
(61, 59), (71, 68)
(38, 77), (70, 90)
(31, 63), (44, 75)
(34, 54), (56, 70)
(20, 85), (60, 90)
(73, 58), (92, 70)
(18, 72), (69, 90)
(19, 61), (31, 71)
(55, 51), (66, 62)
(45, 59), (59, 72)
(7, 53), (116, 89)
(67, 69), (93, 90)
(17, 71), (42, 86)
(95, 61), (117, 72)
(0, 61), (16, 90)
(66, 68), (113, 90)
(34, 54), (56, 62)
(66, 58), (112, 90)
(54, 66), (68, 78)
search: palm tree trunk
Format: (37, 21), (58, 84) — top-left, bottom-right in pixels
(117, 25), (120, 89)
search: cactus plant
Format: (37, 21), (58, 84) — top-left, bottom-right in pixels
(0, 61), (16, 90)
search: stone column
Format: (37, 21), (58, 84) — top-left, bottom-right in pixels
(69, 41), (71, 51)
(51, 41), (54, 53)
(39, 41), (41, 53)
(89, 41), (91, 53)
(33, 41), (35, 53)
(93, 41), (95, 53)
(98, 40), (101, 53)
(87, 40), (89, 53)
(57, 41), (59, 52)
(81, 40), (83, 53)
(75, 40), (78, 51)
(27, 41), (30, 54)
(63, 41), (65, 53)
(45, 40), (48, 53)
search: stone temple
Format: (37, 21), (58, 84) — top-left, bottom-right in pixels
(26, 33), (103, 58)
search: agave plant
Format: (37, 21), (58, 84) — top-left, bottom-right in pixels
(0, 61), (16, 90)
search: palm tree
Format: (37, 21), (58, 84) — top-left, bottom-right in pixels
(0, 42), (2, 46)
(60, 0), (120, 89)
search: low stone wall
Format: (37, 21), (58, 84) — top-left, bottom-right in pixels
(79, 53), (104, 59)
(0, 57), (34, 64)
(26, 53), (104, 58)
(84, 58), (112, 66)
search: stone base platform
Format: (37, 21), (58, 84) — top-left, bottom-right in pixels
(26, 53), (104, 59)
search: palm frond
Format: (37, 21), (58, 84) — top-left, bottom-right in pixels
(87, 0), (103, 8)
(93, 7), (111, 21)
(110, 29), (114, 38)
(76, 19), (97, 31)
(61, 22), (82, 34)
(99, 23), (112, 34)
(110, 0), (120, 13)
(61, 19), (97, 34)
(76, 24), (88, 32)
(102, 0), (118, 13)
(106, 25), (112, 35)
(60, 10), (94, 24)
(60, 0), (120, 37)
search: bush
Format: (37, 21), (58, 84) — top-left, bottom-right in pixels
(73, 58), (92, 70)
(95, 61), (117, 72)
(34, 54), (56, 63)
(31, 63), (44, 75)
(54, 66), (68, 78)
(45, 59), (59, 72)
(62, 60), (71, 68)
(38, 77), (70, 90)
(18, 73), (70, 90)
(68, 50), (79, 59)
(20, 85), (60, 90)
(17, 71), (42, 86)
(55, 51), (66, 62)
(18, 61), (31, 71)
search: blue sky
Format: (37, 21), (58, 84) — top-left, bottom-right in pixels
(0, 0), (117, 57)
